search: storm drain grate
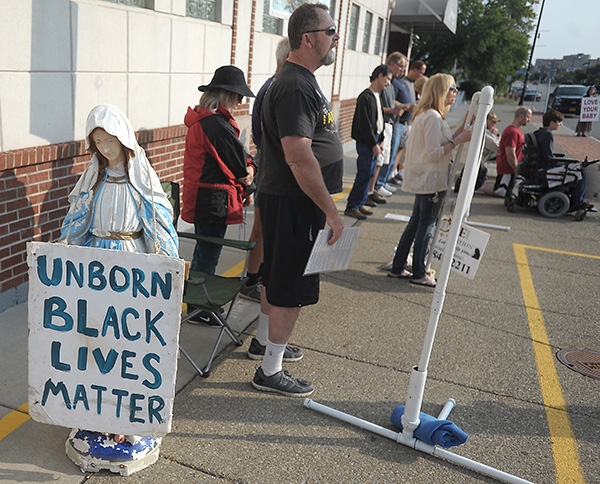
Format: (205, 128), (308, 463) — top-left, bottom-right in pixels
(556, 349), (600, 380)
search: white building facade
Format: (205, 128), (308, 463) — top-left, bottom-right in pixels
(0, 0), (399, 152)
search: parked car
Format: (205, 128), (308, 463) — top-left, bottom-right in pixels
(547, 85), (588, 114)
(509, 83), (523, 99)
(523, 88), (542, 102)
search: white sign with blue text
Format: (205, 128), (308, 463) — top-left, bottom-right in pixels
(27, 242), (185, 437)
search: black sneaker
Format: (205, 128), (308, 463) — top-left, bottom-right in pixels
(187, 308), (223, 326)
(240, 283), (261, 302)
(246, 338), (304, 362)
(252, 367), (314, 397)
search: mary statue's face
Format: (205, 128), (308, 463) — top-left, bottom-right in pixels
(92, 128), (125, 167)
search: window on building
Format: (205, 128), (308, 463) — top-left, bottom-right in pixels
(263, 0), (283, 35)
(101, 0), (149, 6)
(327, 0), (337, 20)
(187, 0), (217, 21)
(347, 4), (359, 51)
(362, 11), (372, 53)
(374, 17), (384, 55)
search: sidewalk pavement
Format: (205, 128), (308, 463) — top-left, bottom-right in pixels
(1, 99), (599, 484)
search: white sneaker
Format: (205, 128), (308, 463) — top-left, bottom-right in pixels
(376, 186), (393, 197)
(384, 183), (397, 193)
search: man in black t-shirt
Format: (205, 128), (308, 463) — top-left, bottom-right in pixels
(259, 63), (343, 196)
(252, 3), (344, 397)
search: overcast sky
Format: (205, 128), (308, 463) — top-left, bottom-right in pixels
(531, 0), (599, 62)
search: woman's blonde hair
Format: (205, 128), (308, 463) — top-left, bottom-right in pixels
(413, 75), (428, 95)
(199, 88), (240, 112)
(413, 73), (455, 120)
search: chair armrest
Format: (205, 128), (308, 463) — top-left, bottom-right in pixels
(549, 156), (578, 165)
(583, 158), (600, 168)
(187, 276), (207, 286)
(177, 231), (257, 251)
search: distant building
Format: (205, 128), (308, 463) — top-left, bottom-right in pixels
(535, 53), (599, 75)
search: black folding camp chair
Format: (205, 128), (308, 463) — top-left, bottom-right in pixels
(161, 181), (256, 377)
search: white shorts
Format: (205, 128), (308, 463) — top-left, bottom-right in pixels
(377, 123), (394, 166)
(399, 124), (410, 149)
(493, 174), (515, 197)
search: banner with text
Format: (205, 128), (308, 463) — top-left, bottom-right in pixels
(580, 97), (599, 122)
(27, 242), (185, 437)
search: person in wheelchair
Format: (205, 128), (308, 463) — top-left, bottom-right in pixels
(527, 109), (594, 212)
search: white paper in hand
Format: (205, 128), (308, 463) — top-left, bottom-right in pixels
(303, 227), (361, 275)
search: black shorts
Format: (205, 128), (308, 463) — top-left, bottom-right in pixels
(258, 192), (326, 307)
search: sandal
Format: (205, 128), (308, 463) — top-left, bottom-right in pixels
(388, 269), (412, 279)
(410, 275), (436, 287)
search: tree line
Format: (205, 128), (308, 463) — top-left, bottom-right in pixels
(411, 0), (538, 96)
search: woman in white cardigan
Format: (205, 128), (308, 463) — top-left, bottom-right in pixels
(387, 73), (470, 287)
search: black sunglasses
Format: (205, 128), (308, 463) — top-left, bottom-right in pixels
(305, 25), (337, 36)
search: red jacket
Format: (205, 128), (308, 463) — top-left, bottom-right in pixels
(182, 105), (255, 225)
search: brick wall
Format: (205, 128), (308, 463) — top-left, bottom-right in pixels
(0, 126), (187, 306)
(338, 98), (357, 144)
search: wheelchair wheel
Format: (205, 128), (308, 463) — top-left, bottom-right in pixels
(575, 209), (587, 221)
(537, 191), (570, 218)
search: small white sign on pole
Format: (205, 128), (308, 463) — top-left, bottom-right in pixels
(580, 97), (599, 122)
(27, 242), (185, 437)
(431, 218), (490, 280)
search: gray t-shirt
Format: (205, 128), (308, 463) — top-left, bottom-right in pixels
(380, 83), (396, 123)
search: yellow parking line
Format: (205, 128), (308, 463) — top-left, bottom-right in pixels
(0, 403), (30, 441)
(221, 261), (244, 278)
(333, 185), (352, 203)
(513, 243), (586, 484)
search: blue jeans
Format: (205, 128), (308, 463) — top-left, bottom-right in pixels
(376, 122), (405, 190)
(347, 141), (378, 211)
(191, 224), (227, 274)
(391, 192), (446, 279)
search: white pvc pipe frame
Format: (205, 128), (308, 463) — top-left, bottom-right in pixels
(454, 92), (510, 232)
(305, 86), (533, 484)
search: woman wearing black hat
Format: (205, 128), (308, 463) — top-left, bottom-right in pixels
(182, 66), (256, 314)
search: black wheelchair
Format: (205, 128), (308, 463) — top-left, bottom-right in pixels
(505, 156), (599, 221)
